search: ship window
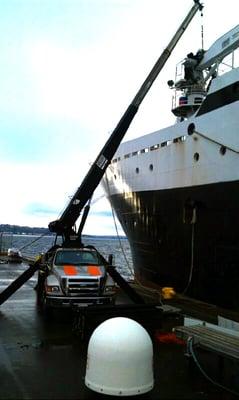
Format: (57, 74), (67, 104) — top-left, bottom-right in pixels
(180, 136), (186, 142)
(135, 167), (139, 174)
(114, 174), (117, 179)
(194, 97), (203, 104)
(140, 149), (146, 154)
(222, 37), (230, 48)
(132, 151), (138, 156)
(194, 152), (200, 162)
(149, 164), (153, 171)
(124, 153), (130, 159)
(173, 138), (179, 143)
(161, 140), (172, 147)
(112, 158), (117, 163)
(220, 146), (227, 155)
(117, 157), (121, 161)
(150, 144), (159, 151)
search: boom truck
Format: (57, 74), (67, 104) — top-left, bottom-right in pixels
(0, 0), (203, 309)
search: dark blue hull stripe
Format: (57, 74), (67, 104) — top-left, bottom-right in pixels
(196, 81), (239, 116)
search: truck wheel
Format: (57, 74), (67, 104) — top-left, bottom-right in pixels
(42, 291), (51, 314)
(36, 271), (46, 306)
(37, 286), (52, 317)
(43, 292), (52, 318)
(109, 297), (116, 305)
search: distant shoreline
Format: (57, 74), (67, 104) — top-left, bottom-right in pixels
(0, 224), (126, 239)
(0, 224), (51, 236)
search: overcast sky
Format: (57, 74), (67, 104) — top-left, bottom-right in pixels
(0, 0), (238, 235)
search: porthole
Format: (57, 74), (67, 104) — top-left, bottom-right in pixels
(136, 167), (139, 174)
(194, 152), (199, 162)
(149, 164), (153, 171)
(114, 174), (117, 179)
(220, 146), (226, 155)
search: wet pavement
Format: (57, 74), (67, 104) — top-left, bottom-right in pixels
(0, 260), (238, 399)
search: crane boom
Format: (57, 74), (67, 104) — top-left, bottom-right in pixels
(197, 24), (239, 70)
(0, 1), (203, 307)
(49, 0), (203, 243)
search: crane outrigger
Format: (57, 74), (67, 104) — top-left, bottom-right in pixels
(0, 0), (203, 307)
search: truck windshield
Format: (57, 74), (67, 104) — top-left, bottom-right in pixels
(54, 250), (99, 266)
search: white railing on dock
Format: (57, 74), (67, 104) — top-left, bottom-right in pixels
(174, 323), (239, 359)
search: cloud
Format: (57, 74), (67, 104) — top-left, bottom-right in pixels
(0, 159), (121, 234)
(90, 210), (113, 218)
(24, 202), (59, 217)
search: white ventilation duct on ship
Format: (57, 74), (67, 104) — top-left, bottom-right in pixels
(85, 317), (154, 396)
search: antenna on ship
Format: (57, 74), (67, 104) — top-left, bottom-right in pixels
(200, 2), (204, 49)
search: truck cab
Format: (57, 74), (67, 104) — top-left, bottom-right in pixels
(37, 247), (116, 310)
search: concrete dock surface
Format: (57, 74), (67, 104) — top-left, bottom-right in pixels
(0, 260), (238, 399)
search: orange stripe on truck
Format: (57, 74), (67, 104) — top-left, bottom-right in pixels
(64, 265), (78, 275)
(87, 266), (102, 276)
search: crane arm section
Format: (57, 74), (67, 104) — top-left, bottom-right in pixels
(49, 0), (203, 241)
(198, 24), (239, 71)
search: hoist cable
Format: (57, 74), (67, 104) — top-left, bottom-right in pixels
(105, 174), (162, 303)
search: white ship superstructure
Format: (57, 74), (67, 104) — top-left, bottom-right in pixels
(103, 24), (239, 309)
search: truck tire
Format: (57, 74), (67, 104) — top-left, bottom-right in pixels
(39, 289), (52, 317)
(37, 277), (52, 317)
(36, 272), (45, 305)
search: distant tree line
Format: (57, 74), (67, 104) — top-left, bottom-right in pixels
(0, 224), (52, 235)
(0, 224), (126, 238)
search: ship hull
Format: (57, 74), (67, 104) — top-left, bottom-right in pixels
(103, 66), (239, 310)
(110, 180), (239, 309)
